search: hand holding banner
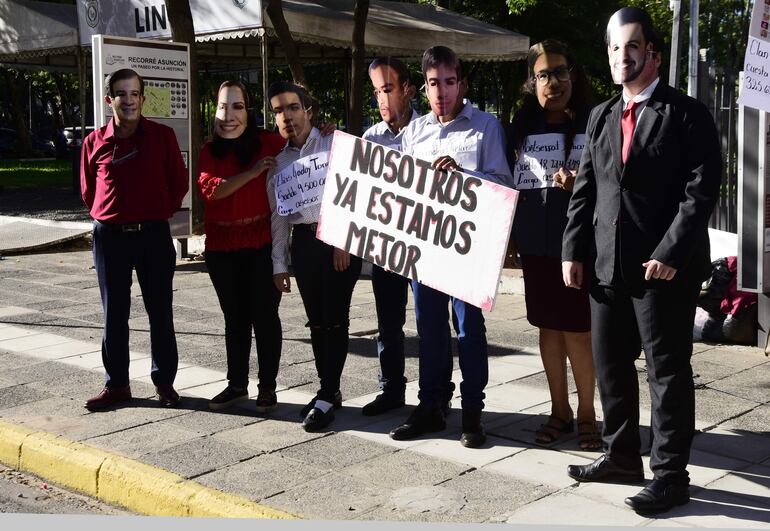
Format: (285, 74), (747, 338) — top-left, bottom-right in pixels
(317, 131), (518, 311)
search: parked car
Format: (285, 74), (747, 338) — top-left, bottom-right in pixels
(63, 126), (95, 151)
(0, 128), (56, 158)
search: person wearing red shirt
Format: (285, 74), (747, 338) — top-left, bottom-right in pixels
(198, 80), (285, 412)
(81, 68), (188, 410)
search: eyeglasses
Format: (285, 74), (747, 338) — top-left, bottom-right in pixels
(533, 66), (573, 86)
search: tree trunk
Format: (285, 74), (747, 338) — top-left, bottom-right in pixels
(347, 0), (369, 136)
(266, 0), (307, 88)
(166, 0), (203, 231)
(5, 70), (32, 156)
(52, 73), (72, 126)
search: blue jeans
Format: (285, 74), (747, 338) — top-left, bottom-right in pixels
(92, 220), (178, 388)
(371, 265), (409, 398)
(412, 281), (488, 411)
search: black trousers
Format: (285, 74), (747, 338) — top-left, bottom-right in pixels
(92, 219), (178, 388)
(291, 224), (361, 403)
(205, 245), (282, 391)
(590, 277), (700, 484)
(371, 265), (409, 398)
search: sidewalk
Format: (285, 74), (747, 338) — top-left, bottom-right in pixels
(0, 246), (768, 527)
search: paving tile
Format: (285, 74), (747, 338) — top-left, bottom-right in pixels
(409, 434), (525, 468)
(159, 409), (261, 436)
(213, 418), (324, 453)
(264, 472), (393, 520)
(196, 453), (330, 502)
(345, 449), (470, 490)
(26, 340), (101, 360)
(504, 491), (651, 526)
(663, 486), (770, 528)
(705, 464), (770, 503)
(143, 435), (258, 478)
(0, 325), (40, 341)
(0, 306), (38, 318)
(87, 422), (203, 458)
(485, 447), (592, 489)
(692, 427), (770, 464)
(722, 405), (770, 436)
(708, 365), (770, 404)
(483, 382), (551, 412)
(280, 431), (395, 471)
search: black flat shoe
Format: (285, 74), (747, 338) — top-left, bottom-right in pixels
(460, 408), (486, 448)
(300, 391), (342, 418)
(567, 454), (644, 484)
(389, 404), (445, 441)
(301, 407), (335, 432)
(624, 479), (689, 513)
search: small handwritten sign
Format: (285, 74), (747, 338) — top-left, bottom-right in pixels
(513, 133), (584, 190)
(274, 152), (330, 216)
(738, 0), (770, 112)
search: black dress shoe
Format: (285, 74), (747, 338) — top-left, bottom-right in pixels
(302, 407), (335, 432)
(156, 384), (181, 407)
(389, 404), (445, 441)
(361, 393), (405, 416)
(567, 454), (644, 484)
(460, 408), (486, 448)
(300, 391), (342, 418)
(624, 479), (689, 513)
(85, 385), (132, 411)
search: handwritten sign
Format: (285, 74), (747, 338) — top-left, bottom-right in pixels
(738, 0), (770, 112)
(274, 152), (330, 216)
(317, 131), (518, 311)
(513, 133), (585, 190)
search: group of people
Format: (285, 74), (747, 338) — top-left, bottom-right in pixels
(79, 6), (721, 515)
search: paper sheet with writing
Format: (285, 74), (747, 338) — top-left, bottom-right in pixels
(273, 152), (330, 216)
(738, 0), (770, 112)
(513, 133), (584, 190)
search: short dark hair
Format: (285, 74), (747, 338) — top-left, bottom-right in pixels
(605, 7), (664, 53)
(105, 68), (144, 97)
(267, 81), (313, 111)
(368, 57), (412, 86)
(421, 45), (463, 80)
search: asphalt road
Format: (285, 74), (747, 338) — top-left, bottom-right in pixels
(0, 465), (127, 515)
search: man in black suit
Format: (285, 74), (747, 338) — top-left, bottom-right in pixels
(561, 7), (722, 514)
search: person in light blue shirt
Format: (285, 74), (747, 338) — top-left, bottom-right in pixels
(359, 57), (422, 417)
(389, 46), (513, 448)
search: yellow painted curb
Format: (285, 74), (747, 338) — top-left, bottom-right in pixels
(0, 420), (34, 469)
(0, 419), (298, 519)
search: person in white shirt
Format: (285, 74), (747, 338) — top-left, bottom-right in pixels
(266, 81), (362, 432)
(389, 46), (513, 448)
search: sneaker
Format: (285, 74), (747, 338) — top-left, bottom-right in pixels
(300, 390), (342, 418)
(361, 393), (405, 416)
(209, 386), (248, 411)
(255, 390), (278, 413)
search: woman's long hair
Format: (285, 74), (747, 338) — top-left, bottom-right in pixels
(210, 80), (263, 167)
(510, 40), (592, 163)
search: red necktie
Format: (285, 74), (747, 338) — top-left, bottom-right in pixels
(621, 99), (639, 164)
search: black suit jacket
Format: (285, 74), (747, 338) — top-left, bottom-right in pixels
(562, 80), (722, 289)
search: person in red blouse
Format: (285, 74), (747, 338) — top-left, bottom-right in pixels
(198, 80), (285, 412)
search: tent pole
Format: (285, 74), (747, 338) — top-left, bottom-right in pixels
(261, 29), (270, 129)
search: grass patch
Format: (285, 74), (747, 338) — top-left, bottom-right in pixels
(0, 160), (72, 188)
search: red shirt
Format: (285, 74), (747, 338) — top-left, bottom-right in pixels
(81, 116), (188, 224)
(197, 130), (285, 251)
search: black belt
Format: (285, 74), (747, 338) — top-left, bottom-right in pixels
(96, 220), (168, 232)
(293, 222), (318, 233)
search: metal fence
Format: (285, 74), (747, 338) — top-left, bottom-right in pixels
(704, 66), (739, 233)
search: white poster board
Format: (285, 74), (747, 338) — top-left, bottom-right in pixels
(513, 133), (585, 190)
(77, 0), (263, 45)
(738, 0), (770, 112)
(91, 34), (191, 238)
(274, 152), (330, 216)
(317, 131), (518, 311)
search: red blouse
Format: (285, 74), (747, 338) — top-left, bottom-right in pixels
(197, 131), (285, 251)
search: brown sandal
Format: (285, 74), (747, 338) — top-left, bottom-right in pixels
(577, 420), (602, 450)
(535, 415), (574, 444)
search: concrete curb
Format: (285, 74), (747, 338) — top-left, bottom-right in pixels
(0, 419), (298, 519)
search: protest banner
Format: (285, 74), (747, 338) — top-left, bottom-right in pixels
(513, 133), (585, 190)
(317, 131), (518, 311)
(738, 0), (770, 112)
(273, 152), (330, 216)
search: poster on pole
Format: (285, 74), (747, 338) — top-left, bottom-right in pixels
(738, 0), (770, 112)
(317, 131), (518, 311)
(91, 34), (192, 238)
